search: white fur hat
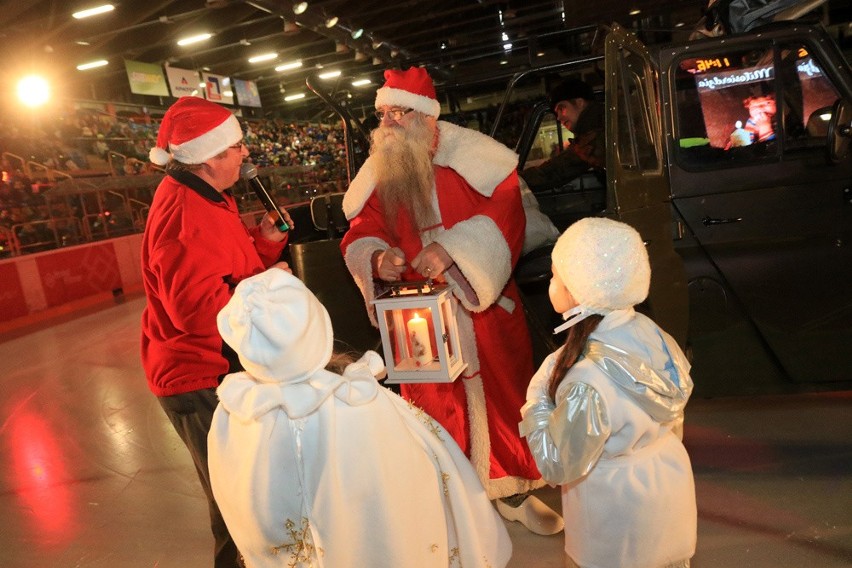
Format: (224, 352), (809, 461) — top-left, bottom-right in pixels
(552, 217), (650, 314)
(217, 269), (333, 383)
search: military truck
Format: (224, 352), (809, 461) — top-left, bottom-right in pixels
(298, 19), (851, 397)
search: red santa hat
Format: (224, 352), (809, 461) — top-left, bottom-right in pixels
(375, 67), (441, 118)
(149, 97), (242, 166)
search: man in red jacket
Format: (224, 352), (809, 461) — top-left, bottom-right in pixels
(141, 97), (291, 568)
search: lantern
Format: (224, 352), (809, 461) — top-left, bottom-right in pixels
(371, 280), (466, 384)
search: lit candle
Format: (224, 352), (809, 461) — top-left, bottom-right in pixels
(406, 312), (433, 366)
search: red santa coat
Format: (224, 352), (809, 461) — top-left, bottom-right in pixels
(341, 121), (544, 499)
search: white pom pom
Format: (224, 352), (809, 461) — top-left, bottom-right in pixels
(149, 146), (170, 166)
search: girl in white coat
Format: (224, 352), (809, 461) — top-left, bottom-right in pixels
(520, 218), (697, 568)
(209, 268), (511, 568)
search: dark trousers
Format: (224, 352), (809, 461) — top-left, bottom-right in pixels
(158, 388), (241, 568)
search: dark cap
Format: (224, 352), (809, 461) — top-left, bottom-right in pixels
(549, 78), (595, 108)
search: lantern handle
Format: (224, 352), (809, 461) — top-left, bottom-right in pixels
(388, 279), (435, 297)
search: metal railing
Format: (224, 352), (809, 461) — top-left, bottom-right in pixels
(1, 152), (26, 174)
(1, 164), (339, 257)
(10, 217), (84, 254)
(0, 226), (20, 257)
(27, 161), (72, 183)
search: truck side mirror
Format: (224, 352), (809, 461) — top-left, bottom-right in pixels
(826, 98), (852, 165)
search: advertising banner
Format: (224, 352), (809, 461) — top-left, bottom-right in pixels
(36, 244), (122, 308)
(202, 72), (234, 105)
(124, 60), (169, 97)
(233, 78), (262, 108)
(166, 66), (203, 98)
(0, 263), (27, 322)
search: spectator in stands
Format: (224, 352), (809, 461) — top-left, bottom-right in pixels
(140, 96), (292, 568)
(520, 78), (606, 193)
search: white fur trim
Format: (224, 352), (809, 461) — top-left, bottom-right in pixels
(433, 122), (518, 197)
(341, 235), (391, 327)
(343, 123), (518, 221)
(457, 308), (546, 499)
(464, 375), (492, 488)
(169, 114), (242, 165)
(434, 215), (511, 312)
(488, 473), (547, 500)
(342, 158), (378, 220)
(375, 86), (441, 118)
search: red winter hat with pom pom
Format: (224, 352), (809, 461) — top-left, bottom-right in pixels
(149, 97), (242, 166)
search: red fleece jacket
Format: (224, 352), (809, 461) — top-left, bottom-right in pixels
(141, 174), (286, 397)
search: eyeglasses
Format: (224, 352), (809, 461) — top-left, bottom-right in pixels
(375, 108), (415, 121)
(229, 142), (245, 151)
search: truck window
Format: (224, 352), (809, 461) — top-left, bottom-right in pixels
(674, 47), (780, 168)
(526, 114), (565, 168)
(617, 50), (659, 171)
(777, 44), (840, 150)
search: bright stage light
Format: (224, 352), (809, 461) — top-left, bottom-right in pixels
(17, 75), (50, 108)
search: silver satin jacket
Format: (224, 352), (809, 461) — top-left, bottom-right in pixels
(520, 309), (693, 486)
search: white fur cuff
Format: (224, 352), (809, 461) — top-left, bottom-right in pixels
(434, 215), (511, 312)
(343, 236), (390, 327)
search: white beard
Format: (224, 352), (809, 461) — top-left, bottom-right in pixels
(369, 115), (436, 231)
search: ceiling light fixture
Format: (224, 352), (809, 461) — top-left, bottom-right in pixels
(275, 60), (303, 72)
(325, 16), (339, 28)
(283, 19), (299, 34)
(352, 79), (372, 87)
(248, 53), (278, 63)
(351, 28), (364, 39)
(76, 59), (109, 70)
(177, 33), (212, 46)
(629, 9), (641, 16)
(72, 4), (114, 19)
(293, 2), (308, 15)
(318, 70), (341, 79)
(285, 93), (305, 101)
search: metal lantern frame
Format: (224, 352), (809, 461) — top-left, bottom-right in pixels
(371, 280), (467, 384)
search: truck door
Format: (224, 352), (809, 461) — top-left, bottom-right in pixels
(604, 25), (689, 347)
(661, 25), (852, 388)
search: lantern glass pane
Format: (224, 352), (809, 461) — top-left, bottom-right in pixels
(385, 307), (438, 371)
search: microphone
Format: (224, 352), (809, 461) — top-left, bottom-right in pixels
(240, 163), (290, 232)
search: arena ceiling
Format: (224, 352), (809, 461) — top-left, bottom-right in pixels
(1, 0), (844, 118)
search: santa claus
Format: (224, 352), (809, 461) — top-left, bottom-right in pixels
(341, 66), (563, 535)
